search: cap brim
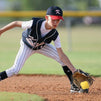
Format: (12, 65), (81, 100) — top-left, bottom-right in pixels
(50, 15), (64, 21)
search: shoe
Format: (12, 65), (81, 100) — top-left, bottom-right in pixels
(70, 84), (80, 93)
(70, 84), (89, 93)
(79, 89), (89, 93)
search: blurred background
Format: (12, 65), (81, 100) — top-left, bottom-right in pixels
(0, 0), (101, 75)
(0, 0), (101, 25)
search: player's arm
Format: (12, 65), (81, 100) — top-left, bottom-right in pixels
(57, 48), (76, 73)
(54, 36), (76, 73)
(0, 21), (22, 36)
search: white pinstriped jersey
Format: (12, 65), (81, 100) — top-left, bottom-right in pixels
(21, 20), (61, 48)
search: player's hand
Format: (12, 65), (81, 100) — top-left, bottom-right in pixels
(0, 29), (4, 36)
(72, 69), (94, 89)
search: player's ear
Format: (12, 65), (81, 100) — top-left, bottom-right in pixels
(45, 15), (48, 20)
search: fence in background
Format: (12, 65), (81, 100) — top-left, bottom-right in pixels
(0, 11), (101, 17)
(0, 11), (101, 51)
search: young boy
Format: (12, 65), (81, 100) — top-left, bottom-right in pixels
(0, 6), (80, 93)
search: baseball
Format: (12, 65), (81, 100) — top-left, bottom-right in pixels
(80, 81), (89, 89)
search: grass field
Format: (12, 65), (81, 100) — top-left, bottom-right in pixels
(0, 92), (44, 101)
(0, 25), (101, 101)
(0, 25), (101, 76)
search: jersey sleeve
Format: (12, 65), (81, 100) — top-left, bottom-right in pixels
(54, 36), (61, 48)
(21, 20), (33, 29)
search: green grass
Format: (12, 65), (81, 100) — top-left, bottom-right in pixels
(0, 25), (101, 76)
(0, 92), (44, 101)
(0, 25), (101, 100)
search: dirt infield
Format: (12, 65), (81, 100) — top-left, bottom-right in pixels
(0, 75), (101, 101)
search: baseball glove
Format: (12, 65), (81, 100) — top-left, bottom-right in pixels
(72, 69), (94, 89)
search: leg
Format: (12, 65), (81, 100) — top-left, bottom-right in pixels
(0, 40), (35, 81)
(37, 44), (73, 83)
(0, 71), (8, 81)
(62, 66), (73, 84)
(37, 44), (80, 92)
(36, 44), (65, 65)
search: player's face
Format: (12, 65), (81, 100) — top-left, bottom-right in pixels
(45, 15), (60, 29)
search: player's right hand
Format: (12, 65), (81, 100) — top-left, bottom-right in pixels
(0, 29), (3, 36)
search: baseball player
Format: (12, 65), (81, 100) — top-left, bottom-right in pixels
(0, 6), (80, 93)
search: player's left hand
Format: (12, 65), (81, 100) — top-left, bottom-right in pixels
(72, 69), (94, 89)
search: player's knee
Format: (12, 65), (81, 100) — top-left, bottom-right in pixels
(6, 65), (21, 77)
(12, 66), (20, 75)
(57, 59), (64, 66)
(14, 69), (20, 75)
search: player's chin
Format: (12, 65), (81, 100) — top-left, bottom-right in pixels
(52, 25), (57, 29)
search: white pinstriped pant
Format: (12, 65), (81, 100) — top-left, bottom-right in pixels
(6, 40), (64, 77)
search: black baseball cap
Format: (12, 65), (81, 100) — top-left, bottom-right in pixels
(46, 6), (64, 21)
